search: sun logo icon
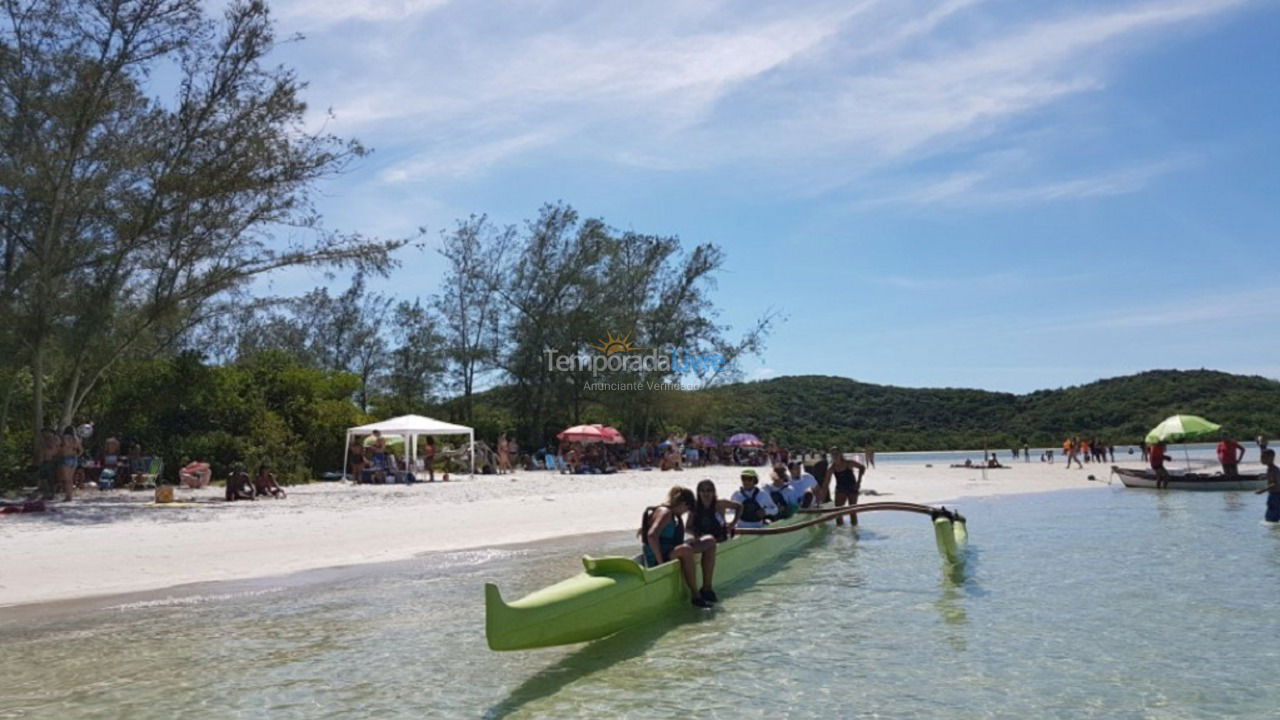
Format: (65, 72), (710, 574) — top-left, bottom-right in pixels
(589, 331), (642, 356)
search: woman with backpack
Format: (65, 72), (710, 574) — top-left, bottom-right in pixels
(639, 485), (719, 608)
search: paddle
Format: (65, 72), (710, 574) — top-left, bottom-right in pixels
(736, 502), (963, 535)
(1255, 485), (1278, 495)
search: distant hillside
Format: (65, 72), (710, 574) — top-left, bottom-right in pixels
(696, 370), (1280, 451)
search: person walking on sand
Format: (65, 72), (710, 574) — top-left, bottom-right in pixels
(1256, 449), (1280, 523)
(1067, 436), (1084, 469)
(863, 443), (876, 468)
(1023, 441), (1030, 462)
(1216, 433), (1246, 477)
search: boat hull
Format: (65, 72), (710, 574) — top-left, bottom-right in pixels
(1111, 466), (1266, 491)
(485, 515), (825, 651)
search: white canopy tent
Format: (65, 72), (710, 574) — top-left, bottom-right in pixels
(343, 414), (475, 480)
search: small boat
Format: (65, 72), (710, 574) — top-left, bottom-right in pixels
(1111, 466), (1266, 491)
(484, 502), (965, 651)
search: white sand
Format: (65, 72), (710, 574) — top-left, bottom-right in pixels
(0, 459), (1202, 607)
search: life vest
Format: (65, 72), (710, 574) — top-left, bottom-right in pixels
(740, 487), (765, 523)
(690, 503), (727, 541)
(768, 487), (794, 519)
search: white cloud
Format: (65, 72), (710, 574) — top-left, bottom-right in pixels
(279, 0), (1254, 188)
(273, 0), (451, 25)
(859, 155), (1199, 208)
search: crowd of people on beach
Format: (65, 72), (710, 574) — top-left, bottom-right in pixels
(637, 452), (858, 607)
(347, 429), (446, 484)
(29, 419), (289, 503)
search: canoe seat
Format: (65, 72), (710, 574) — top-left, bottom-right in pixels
(582, 555), (646, 578)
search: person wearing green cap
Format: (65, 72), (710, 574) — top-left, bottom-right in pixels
(730, 468), (776, 529)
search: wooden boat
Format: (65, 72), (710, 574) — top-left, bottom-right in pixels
(484, 502), (966, 651)
(1111, 466), (1266, 491)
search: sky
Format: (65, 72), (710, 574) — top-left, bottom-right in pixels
(254, 0), (1280, 393)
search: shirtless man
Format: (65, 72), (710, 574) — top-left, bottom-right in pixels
(253, 465), (287, 498)
(37, 428), (61, 500)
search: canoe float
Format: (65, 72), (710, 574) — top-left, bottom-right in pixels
(1111, 466), (1266, 491)
(485, 502), (966, 651)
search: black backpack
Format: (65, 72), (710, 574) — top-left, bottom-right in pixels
(740, 487), (764, 523)
(768, 487), (793, 519)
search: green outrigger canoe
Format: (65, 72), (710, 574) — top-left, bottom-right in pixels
(485, 502), (966, 651)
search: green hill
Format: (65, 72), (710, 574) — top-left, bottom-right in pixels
(695, 369), (1280, 451)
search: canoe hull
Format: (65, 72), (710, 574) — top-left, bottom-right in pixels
(1111, 466), (1266, 491)
(485, 515), (825, 651)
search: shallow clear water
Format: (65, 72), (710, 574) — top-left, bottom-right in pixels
(873, 442), (1233, 467)
(3, 487), (1279, 719)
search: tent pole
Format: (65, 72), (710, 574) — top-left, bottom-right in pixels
(342, 432), (350, 483)
(470, 431), (475, 478)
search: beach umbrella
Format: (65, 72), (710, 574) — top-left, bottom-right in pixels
(726, 433), (763, 447)
(558, 425), (607, 443)
(1144, 415), (1221, 445)
(693, 434), (718, 447)
(593, 425), (626, 445)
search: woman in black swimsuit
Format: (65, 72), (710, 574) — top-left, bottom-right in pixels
(823, 446), (866, 527)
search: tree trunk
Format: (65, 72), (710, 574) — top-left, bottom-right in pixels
(31, 338), (44, 463)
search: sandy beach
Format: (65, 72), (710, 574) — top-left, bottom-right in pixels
(0, 458), (1238, 608)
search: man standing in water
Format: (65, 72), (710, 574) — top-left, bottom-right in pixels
(1150, 441), (1171, 489)
(1216, 433), (1245, 477)
(1257, 449), (1280, 523)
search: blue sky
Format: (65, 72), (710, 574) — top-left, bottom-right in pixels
(258, 0), (1280, 393)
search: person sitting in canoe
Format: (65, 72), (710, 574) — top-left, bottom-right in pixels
(787, 461), (819, 508)
(730, 469), (776, 529)
(689, 479), (741, 542)
(767, 466), (798, 520)
(640, 486), (718, 607)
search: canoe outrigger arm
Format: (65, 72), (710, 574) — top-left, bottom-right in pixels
(485, 501), (968, 651)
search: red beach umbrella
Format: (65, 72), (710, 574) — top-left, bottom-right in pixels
(557, 425), (607, 443)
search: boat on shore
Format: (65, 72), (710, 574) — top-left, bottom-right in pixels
(1111, 466), (1266, 491)
(485, 502), (965, 651)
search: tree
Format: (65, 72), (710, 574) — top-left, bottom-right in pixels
(435, 215), (511, 424)
(380, 298), (446, 414)
(0, 0), (403, 458)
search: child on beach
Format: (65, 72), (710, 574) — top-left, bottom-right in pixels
(1257, 449), (1280, 523)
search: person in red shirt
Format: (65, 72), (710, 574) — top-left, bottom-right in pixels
(1216, 434), (1246, 477)
(1150, 441), (1171, 489)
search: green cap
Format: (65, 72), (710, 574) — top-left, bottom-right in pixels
(740, 469), (758, 479)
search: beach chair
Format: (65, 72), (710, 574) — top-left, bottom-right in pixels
(131, 457), (163, 490)
(545, 455), (558, 471)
